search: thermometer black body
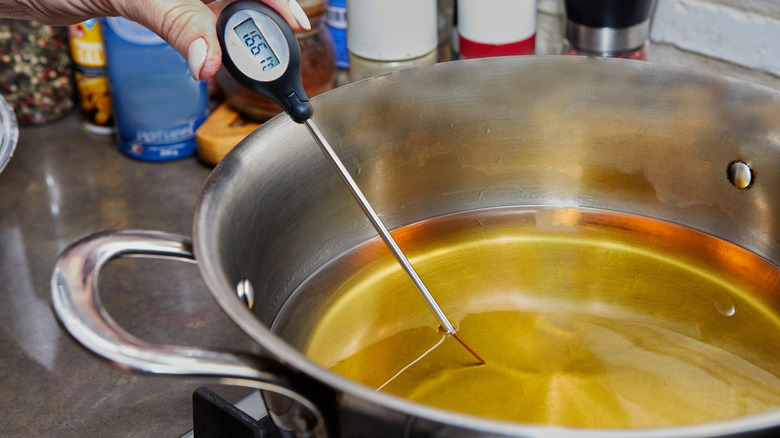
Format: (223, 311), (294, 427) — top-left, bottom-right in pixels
(216, 1), (313, 123)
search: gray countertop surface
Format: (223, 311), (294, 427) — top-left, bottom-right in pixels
(0, 111), (258, 437)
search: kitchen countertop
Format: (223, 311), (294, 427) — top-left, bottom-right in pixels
(0, 111), (259, 437)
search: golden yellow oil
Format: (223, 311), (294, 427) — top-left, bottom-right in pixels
(278, 207), (780, 429)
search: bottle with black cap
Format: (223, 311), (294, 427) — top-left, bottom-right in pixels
(563, 0), (656, 60)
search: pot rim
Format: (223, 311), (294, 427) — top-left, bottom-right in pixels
(194, 56), (780, 436)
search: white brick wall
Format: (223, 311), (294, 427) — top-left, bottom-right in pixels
(702, 0), (780, 19)
(650, 0), (780, 78)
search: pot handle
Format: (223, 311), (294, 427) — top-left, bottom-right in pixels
(51, 229), (335, 437)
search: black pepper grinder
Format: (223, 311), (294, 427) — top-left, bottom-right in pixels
(563, 0), (656, 60)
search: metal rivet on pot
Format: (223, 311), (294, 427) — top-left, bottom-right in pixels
(727, 160), (753, 189)
(236, 277), (255, 310)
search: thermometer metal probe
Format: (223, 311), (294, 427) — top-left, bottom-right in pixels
(217, 0), (484, 364)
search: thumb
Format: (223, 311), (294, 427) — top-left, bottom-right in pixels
(115, 0), (223, 81)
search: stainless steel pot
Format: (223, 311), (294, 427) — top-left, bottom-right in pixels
(52, 56), (780, 437)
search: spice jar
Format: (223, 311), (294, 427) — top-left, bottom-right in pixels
(0, 20), (75, 125)
(217, 0), (336, 122)
(68, 19), (114, 135)
(347, 0), (438, 81)
(457, 0), (537, 59)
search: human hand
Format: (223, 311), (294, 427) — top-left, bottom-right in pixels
(0, 0), (311, 81)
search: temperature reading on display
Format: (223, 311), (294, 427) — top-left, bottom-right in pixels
(234, 18), (280, 71)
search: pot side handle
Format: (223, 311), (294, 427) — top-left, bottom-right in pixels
(50, 229), (334, 437)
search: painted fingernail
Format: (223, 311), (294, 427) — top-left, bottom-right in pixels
(289, 0), (311, 30)
(187, 37), (208, 81)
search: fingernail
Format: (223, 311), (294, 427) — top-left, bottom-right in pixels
(187, 37), (208, 81)
(289, 0), (311, 30)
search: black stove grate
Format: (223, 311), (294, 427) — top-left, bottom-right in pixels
(192, 387), (281, 438)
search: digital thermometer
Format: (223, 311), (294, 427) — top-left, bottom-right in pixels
(217, 1), (312, 123)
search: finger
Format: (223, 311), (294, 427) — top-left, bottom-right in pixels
(205, 0), (309, 31)
(206, 0), (310, 32)
(115, 0), (222, 80)
(260, 0), (311, 32)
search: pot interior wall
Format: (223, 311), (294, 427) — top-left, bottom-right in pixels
(199, 56), (780, 327)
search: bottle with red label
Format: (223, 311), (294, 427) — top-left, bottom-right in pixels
(457, 0), (537, 59)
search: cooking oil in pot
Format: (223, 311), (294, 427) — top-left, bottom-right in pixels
(275, 207), (780, 429)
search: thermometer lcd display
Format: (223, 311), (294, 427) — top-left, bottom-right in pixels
(234, 18), (280, 71)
